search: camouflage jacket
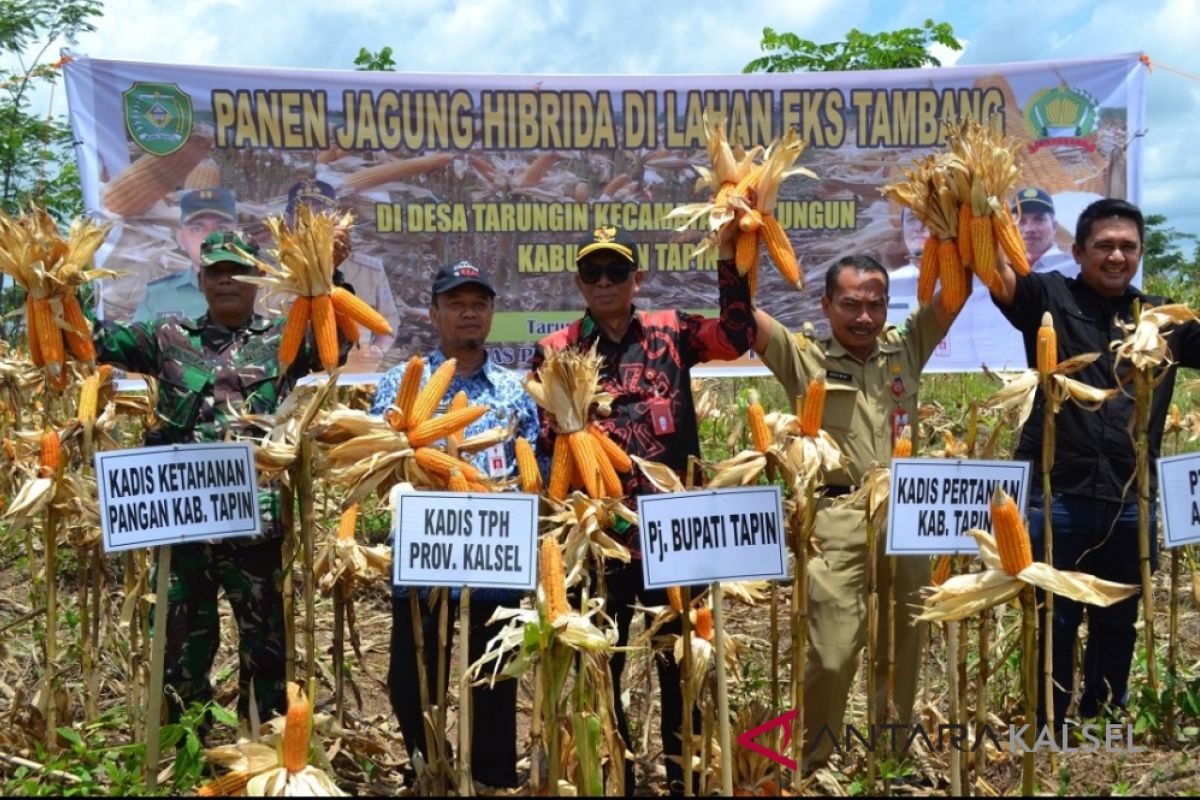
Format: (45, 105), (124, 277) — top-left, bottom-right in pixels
(94, 312), (331, 539)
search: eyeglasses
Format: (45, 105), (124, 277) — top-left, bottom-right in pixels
(578, 264), (634, 285)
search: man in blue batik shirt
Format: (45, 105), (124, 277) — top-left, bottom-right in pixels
(370, 260), (538, 789)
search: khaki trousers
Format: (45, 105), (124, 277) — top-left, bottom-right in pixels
(801, 497), (929, 767)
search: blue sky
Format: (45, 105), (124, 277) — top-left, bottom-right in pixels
(28, 0), (1200, 243)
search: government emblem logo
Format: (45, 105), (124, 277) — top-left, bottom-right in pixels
(1023, 86), (1099, 153)
(123, 82), (193, 156)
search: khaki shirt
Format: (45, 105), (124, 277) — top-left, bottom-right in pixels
(761, 303), (945, 487)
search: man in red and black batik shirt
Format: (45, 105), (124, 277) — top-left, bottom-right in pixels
(532, 225), (755, 795)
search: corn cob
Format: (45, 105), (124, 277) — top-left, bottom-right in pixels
(666, 585), (684, 613)
(282, 682), (311, 773)
(917, 237), (938, 306)
(310, 294), (338, 371)
(587, 423), (632, 473)
(330, 286), (393, 335)
(337, 503), (359, 540)
(970, 215), (997, 288)
(735, 229), (758, 275)
(407, 405), (487, 448)
(995, 206), (1031, 276)
(991, 486), (1033, 576)
(33, 297), (65, 373)
(197, 771), (251, 797)
(760, 213), (802, 287)
(594, 437), (624, 497)
(957, 203), (975, 265)
(183, 158), (221, 190)
(738, 209), (763, 234)
(938, 240), (968, 314)
(800, 375), (826, 438)
(25, 294), (44, 366)
(931, 555), (952, 586)
(515, 437), (542, 494)
(61, 294), (96, 362)
(568, 430), (601, 499)
(39, 428), (60, 477)
(713, 180), (739, 207)
(334, 309), (360, 347)
(732, 163), (765, 199)
(414, 447), (484, 483)
(519, 153), (558, 188)
(77, 374), (100, 424)
(388, 356), (425, 431)
(892, 435), (913, 458)
(1037, 312), (1057, 377)
(409, 358), (456, 430)
(540, 535), (569, 623)
(447, 468), (471, 493)
(693, 607), (714, 641)
(278, 296), (311, 371)
(340, 153), (455, 192)
(748, 402), (770, 452)
(445, 390), (469, 447)
(101, 126), (216, 217)
(547, 437), (573, 501)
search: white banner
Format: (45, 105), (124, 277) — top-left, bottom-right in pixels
(1156, 453), (1200, 548)
(887, 457), (1032, 555)
(95, 442), (261, 552)
(63, 53), (1146, 376)
(390, 487), (538, 590)
(637, 487), (787, 588)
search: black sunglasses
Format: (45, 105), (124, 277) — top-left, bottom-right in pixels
(578, 263), (635, 285)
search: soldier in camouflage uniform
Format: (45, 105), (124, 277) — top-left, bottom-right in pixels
(95, 230), (345, 726)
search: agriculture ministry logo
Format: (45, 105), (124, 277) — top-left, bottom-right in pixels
(123, 82), (193, 156)
(1023, 85), (1099, 153)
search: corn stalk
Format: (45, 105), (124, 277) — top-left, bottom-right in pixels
(789, 483), (814, 791)
(1020, 585), (1038, 797)
(712, 581), (733, 798)
(281, 483), (297, 685)
(1166, 548), (1179, 742)
(864, 497), (878, 795)
(680, 585), (694, 798)
(947, 619), (962, 796)
(1041, 375), (1058, 768)
(43, 502), (59, 752)
(145, 545), (172, 792)
(1133, 352), (1158, 696)
(458, 587), (473, 797)
(298, 437), (317, 698)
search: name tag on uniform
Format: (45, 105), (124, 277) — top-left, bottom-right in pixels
(648, 397), (675, 435)
(484, 443), (508, 479)
(826, 370), (853, 382)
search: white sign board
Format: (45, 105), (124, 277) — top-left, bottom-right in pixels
(1156, 452), (1200, 548)
(636, 487), (787, 589)
(390, 487), (538, 590)
(96, 443), (261, 552)
(887, 458), (1032, 555)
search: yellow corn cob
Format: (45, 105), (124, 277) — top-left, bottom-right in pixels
(467, 480), (491, 493)
(33, 297), (64, 372)
(282, 682), (311, 773)
(991, 486), (1033, 576)
(3, 438), (16, 462)
(197, 771), (251, 797)
(957, 203), (974, 265)
(748, 402), (770, 452)
(39, 428), (61, 477)
(540, 535), (569, 623)
(594, 437), (624, 497)
(414, 447), (484, 483)
(1037, 312), (1057, 377)
(893, 435), (913, 458)
(409, 358), (457, 430)
(445, 390), (469, 447)
(800, 375), (826, 438)
(516, 437), (542, 494)
(330, 286), (393, 335)
(183, 158), (221, 190)
(713, 180), (738, 206)
(101, 126), (216, 217)
(735, 229), (759, 275)
(447, 468), (471, 493)
(568, 430), (601, 499)
(666, 586), (684, 613)
(279, 296), (311, 371)
(738, 208), (763, 234)
(931, 555), (952, 586)
(61, 294), (96, 362)
(970, 216), (997, 288)
(310, 293), (338, 371)
(760, 213), (801, 287)
(337, 503), (359, 540)
(587, 423), (632, 473)
(995, 206), (1031, 276)
(519, 153), (558, 188)
(77, 374), (100, 424)
(938, 240), (968, 314)
(334, 309), (360, 347)
(693, 607), (714, 641)
(917, 236), (938, 306)
(407, 405), (488, 447)
(340, 153), (455, 192)
(732, 163), (766, 199)
(388, 356), (425, 432)
(548, 437), (573, 501)
(24, 294), (43, 366)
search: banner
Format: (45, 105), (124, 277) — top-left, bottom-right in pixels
(64, 53), (1146, 375)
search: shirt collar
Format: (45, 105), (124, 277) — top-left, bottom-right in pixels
(182, 313), (270, 334)
(430, 348), (497, 387)
(581, 305), (643, 342)
(824, 327), (900, 361)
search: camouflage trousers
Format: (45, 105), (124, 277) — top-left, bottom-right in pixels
(158, 536), (287, 726)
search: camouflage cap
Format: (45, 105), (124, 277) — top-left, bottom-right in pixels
(199, 230), (258, 269)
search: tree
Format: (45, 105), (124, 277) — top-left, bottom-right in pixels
(743, 19), (960, 74)
(353, 46), (395, 72)
(0, 0), (103, 220)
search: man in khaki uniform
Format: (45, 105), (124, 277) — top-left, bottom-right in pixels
(749, 248), (960, 768)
